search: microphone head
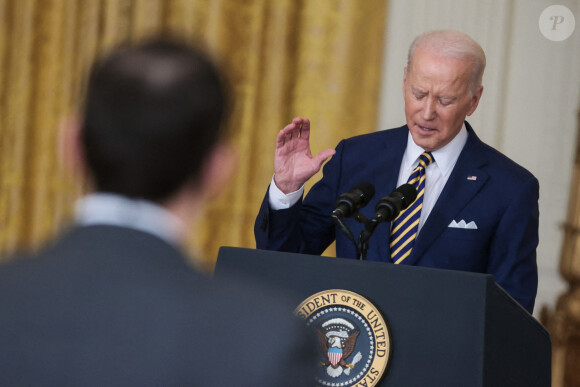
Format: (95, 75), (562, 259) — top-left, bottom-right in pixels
(372, 183), (418, 223)
(333, 182), (376, 218)
(352, 181), (375, 207)
(394, 183), (418, 207)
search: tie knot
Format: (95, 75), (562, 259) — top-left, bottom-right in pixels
(418, 152), (434, 169)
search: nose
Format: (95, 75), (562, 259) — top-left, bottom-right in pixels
(421, 97), (436, 121)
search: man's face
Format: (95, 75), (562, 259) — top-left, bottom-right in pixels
(403, 45), (483, 152)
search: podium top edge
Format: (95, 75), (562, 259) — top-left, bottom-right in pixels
(217, 246), (495, 281)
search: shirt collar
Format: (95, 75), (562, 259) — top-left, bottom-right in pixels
(403, 123), (468, 178)
(74, 193), (186, 244)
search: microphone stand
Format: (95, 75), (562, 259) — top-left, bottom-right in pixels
(332, 211), (382, 261)
(331, 213), (361, 259)
(331, 184), (416, 261)
(356, 216), (380, 261)
(356, 199), (407, 260)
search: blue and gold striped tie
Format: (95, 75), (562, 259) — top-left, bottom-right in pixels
(390, 152), (434, 264)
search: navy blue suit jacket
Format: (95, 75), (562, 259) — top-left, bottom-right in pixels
(0, 225), (315, 386)
(255, 123), (539, 313)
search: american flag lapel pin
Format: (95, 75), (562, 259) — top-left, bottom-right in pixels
(467, 175), (477, 181)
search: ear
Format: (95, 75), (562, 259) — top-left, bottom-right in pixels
(162, 143), (237, 228)
(58, 116), (88, 179)
(403, 67), (408, 92)
(197, 142), (237, 198)
(466, 85), (484, 116)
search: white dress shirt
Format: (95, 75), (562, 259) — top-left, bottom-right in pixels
(397, 124), (467, 232)
(268, 124), (468, 233)
(75, 193), (186, 244)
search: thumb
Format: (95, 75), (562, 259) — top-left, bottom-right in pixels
(312, 149), (336, 169)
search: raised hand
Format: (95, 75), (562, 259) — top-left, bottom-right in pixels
(273, 117), (336, 194)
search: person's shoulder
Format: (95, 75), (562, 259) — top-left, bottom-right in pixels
(182, 274), (316, 385)
(342, 125), (407, 143)
(0, 246), (59, 317)
(463, 123), (535, 184)
(0, 242), (52, 284)
(205, 273), (311, 350)
(474, 139), (537, 183)
(335, 125), (408, 154)
(0, 253), (34, 286)
(208, 273), (300, 321)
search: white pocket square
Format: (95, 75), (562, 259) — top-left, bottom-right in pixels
(448, 220), (478, 229)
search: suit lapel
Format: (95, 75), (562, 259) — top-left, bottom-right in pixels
(371, 127), (408, 261)
(403, 123), (489, 266)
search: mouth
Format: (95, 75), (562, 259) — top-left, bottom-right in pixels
(416, 124), (437, 133)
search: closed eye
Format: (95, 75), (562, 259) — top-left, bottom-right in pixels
(411, 87), (427, 100)
(438, 98), (455, 106)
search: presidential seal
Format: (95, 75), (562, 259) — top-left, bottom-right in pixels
(295, 290), (391, 387)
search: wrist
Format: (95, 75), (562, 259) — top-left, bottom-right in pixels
(273, 175), (303, 195)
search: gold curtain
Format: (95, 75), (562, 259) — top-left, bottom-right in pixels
(0, 0), (388, 269)
(545, 105), (580, 387)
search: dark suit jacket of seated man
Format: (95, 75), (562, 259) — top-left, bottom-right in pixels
(0, 38), (315, 386)
(254, 30), (539, 314)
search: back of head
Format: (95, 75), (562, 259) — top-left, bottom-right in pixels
(82, 38), (228, 202)
(407, 30), (486, 93)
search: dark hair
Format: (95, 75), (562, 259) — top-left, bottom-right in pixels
(81, 38), (228, 202)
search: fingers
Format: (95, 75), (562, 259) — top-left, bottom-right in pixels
(275, 129), (287, 148)
(276, 117), (310, 148)
(276, 122), (295, 148)
(291, 117), (310, 139)
(300, 118), (310, 140)
(287, 118), (300, 141)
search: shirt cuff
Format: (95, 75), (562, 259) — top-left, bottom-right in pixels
(268, 175), (304, 210)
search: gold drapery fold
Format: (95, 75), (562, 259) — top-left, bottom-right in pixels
(545, 106), (580, 387)
(0, 0), (388, 269)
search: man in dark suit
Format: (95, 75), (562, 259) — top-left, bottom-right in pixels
(0, 38), (314, 385)
(255, 30), (539, 313)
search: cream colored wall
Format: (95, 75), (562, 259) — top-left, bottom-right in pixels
(378, 0), (580, 317)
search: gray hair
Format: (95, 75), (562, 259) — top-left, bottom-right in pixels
(407, 30), (486, 94)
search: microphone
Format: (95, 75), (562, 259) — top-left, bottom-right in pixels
(356, 183), (417, 261)
(372, 183), (418, 223)
(332, 182), (375, 219)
